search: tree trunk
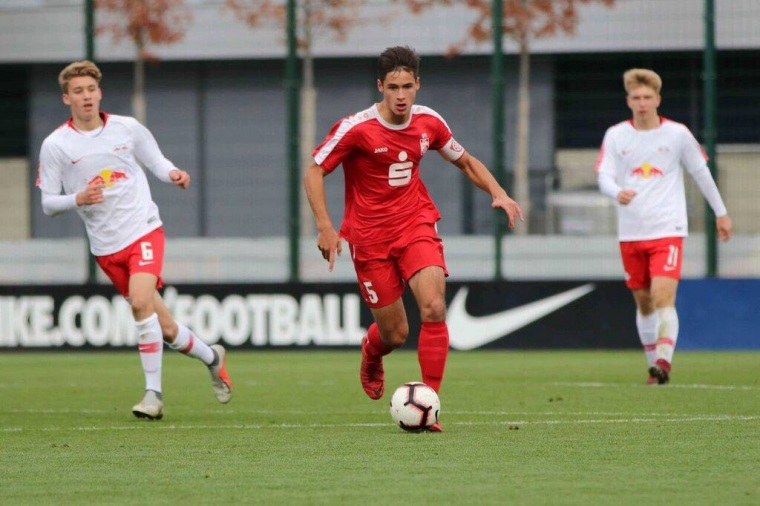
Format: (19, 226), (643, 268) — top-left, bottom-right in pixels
(133, 34), (147, 125)
(513, 33), (531, 234)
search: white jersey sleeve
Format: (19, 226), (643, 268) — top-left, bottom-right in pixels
(596, 128), (623, 200)
(679, 128), (728, 217)
(129, 118), (176, 182)
(37, 136), (65, 196)
(38, 135), (79, 215)
(41, 191), (77, 216)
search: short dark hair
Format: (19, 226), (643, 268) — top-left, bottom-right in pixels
(377, 46), (420, 82)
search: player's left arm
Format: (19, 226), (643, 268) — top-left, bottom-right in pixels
(131, 119), (190, 189)
(447, 146), (524, 229)
(681, 128), (732, 241)
(168, 169), (190, 189)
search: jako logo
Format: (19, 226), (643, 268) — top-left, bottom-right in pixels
(374, 147), (388, 153)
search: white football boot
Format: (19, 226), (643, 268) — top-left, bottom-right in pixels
(208, 344), (233, 404)
(132, 390), (164, 420)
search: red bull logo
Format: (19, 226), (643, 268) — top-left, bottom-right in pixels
(631, 163), (664, 179)
(88, 169), (128, 188)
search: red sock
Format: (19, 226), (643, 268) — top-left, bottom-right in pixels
(365, 322), (391, 358)
(418, 321), (449, 393)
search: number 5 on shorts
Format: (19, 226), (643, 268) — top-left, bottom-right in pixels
(363, 281), (379, 304)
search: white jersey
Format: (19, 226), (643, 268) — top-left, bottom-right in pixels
(596, 117), (727, 242)
(37, 113), (176, 256)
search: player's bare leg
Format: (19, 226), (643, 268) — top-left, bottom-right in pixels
(362, 299), (408, 399)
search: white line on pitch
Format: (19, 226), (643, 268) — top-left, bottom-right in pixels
(549, 382), (759, 390)
(3, 414), (758, 433)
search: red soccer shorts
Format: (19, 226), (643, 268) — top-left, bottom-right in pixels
(349, 222), (448, 308)
(619, 236), (683, 290)
(96, 227), (165, 298)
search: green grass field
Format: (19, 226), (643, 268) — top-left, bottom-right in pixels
(1, 350), (759, 505)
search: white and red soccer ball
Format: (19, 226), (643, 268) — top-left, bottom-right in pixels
(389, 382), (440, 431)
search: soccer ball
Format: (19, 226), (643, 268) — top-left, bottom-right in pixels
(389, 382), (440, 432)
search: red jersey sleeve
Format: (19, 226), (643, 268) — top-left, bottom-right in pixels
(430, 115), (453, 151)
(312, 116), (357, 174)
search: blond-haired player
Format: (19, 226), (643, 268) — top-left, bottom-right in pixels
(38, 61), (233, 418)
(596, 68), (732, 384)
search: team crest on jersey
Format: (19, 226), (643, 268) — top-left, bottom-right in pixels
(420, 133), (430, 156)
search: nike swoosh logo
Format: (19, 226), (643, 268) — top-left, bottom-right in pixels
(447, 283), (596, 350)
(71, 158), (84, 164)
(137, 260), (155, 266)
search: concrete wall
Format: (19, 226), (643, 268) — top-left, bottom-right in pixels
(1, 233), (757, 285)
(0, 158), (30, 239)
(1, 0), (758, 64)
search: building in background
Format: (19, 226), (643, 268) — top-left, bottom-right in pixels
(0, 0), (758, 282)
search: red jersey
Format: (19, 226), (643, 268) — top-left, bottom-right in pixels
(313, 104), (464, 246)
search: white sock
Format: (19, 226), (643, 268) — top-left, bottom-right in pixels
(167, 322), (215, 366)
(656, 306), (679, 365)
(135, 313), (163, 393)
(636, 311), (658, 367)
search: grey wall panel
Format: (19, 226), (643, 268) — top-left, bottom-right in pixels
(203, 62), (286, 237)
(4, 1), (759, 64)
(138, 64), (201, 237)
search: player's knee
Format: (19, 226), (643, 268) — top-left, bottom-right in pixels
(651, 290), (676, 309)
(420, 298), (446, 322)
(159, 319), (177, 339)
(384, 322), (409, 349)
(129, 294), (153, 317)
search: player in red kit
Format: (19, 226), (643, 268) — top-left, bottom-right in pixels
(304, 46), (523, 431)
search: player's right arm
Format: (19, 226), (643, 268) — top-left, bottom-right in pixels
(303, 160), (342, 271)
(596, 129), (635, 205)
(38, 138), (103, 216)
